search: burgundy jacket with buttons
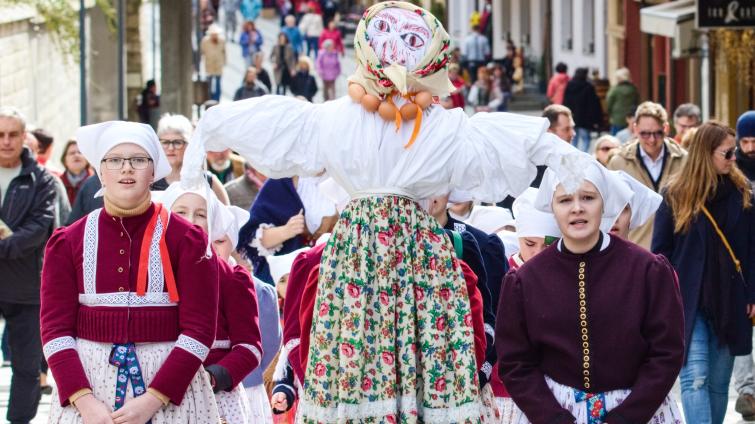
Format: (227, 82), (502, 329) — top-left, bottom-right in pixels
(40, 204), (219, 406)
(204, 260), (263, 389)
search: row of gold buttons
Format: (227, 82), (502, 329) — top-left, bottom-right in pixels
(578, 261), (591, 390)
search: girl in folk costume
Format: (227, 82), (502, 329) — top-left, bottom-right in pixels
(497, 162), (686, 424)
(507, 187), (561, 270)
(41, 122), (220, 424)
(238, 176), (337, 285)
(182, 1), (589, 420)
(490, 187), (561, 424)
(607, 171), (662, 241)
(159, 183), (265, 424)
(225, 208), (283, 424)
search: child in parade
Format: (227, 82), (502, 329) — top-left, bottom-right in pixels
(238, 176), (337, 285)
(41, 121), (220, 423)
(159, 182), (264, 423)
(608, 170), (662, 241)
(497, 162), (685, 423)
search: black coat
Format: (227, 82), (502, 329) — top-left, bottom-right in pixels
(652, 188), (755, 356)
(563, 79), (603, 130)
(67, 174), (103, 225)
(290, 72), (318, 102)
(0, 148), (57, 304)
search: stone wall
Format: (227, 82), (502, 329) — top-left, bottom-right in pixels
(0, 5), (82, 153)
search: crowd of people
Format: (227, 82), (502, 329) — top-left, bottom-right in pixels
(2, 1), (755, 424)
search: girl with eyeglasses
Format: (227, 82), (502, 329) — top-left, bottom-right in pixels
(40, 121), (221, 424)
(652, 121), (755, 424)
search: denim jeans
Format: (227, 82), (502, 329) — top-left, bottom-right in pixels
(610, 124), (626, 136)
(208, 75), (222, 101)
(306, 36), (319, 58)
(574, 127), (592, 152)
(679, 315), (735, 424)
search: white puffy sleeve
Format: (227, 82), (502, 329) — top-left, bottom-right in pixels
(182, 96), (326, 187)
(450, 112), (592, 203)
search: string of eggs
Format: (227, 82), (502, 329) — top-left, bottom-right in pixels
(348, 83), (434, 121)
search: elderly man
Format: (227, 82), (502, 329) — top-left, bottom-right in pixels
(607, 101), (687, 249)
(0, 107), (57, 423)
(672, 103), (702, 144)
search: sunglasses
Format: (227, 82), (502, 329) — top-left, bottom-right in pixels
(715, 148), (736, 160)
(638, 131), (665, 140)
(597, 146), (615, 152)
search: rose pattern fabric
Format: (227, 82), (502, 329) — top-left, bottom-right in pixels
(299, 196), (481, 423)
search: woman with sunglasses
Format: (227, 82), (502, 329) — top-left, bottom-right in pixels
(153, 113), (229, 204)
(497, 161), (685, 424)
(652, 121), (755, 424)
(593, 135), (620, 167)
(41, 121), (220, 423)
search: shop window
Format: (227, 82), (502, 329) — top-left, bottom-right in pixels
(562, 0), (573, 51)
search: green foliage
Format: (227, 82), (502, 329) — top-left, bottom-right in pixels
(0, 0), (116, 60)
(429, 1), (445, 28)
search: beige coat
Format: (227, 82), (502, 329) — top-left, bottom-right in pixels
(201, 36), (226, 76)
(607, 139), (687, 249)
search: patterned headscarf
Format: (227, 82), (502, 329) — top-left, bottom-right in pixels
(348, 1), (456, 98)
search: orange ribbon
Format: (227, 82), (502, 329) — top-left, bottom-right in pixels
(384, 91), (424, 149)
(136, 204), (179, 302)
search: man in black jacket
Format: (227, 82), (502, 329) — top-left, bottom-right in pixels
(0, 107), (56, 424)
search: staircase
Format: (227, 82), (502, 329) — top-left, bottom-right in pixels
(508, 83), (549, 113)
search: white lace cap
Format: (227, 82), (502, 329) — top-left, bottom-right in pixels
(611, 170), (663, 230)
(535, 160), (634, 232)
(76, 121), (171, 197)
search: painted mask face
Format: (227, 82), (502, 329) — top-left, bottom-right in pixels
(367, 8), (431, 71)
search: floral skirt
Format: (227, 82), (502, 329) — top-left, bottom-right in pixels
(298, 196), (482, 423)
(49, 339), (220, 424)
(512, 376), (683, 424)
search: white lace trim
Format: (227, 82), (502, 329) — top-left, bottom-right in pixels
(297, 396), (483, 423)
(273, 338), (301, 381)
(43, 336), (77, 360)
(481, 361), (493, 379)
(235, 343), (262, 364)
(78, 292), (177, 307)
(175, 334), (210, 361)
(82, 209), (102, 294)
(484, 323), (495, 338)
(249, 223), (283, 257)
(212, 339), (231, 349)
(82, 207), (170, 297)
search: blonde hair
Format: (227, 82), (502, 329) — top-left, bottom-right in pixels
(665, 121), (751, 233)
(634, 101), (668, 126)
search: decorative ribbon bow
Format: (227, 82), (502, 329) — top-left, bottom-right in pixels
(573, 389), (607, 424)
(109, 343), (150, 420)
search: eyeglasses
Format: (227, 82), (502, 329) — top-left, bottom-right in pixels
(160, 139), (187, 150)
(638, 130), (665, 140)
(715, 148), (736, 160)
(101, 156), (152, 170)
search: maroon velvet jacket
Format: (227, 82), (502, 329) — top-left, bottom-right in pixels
(204, 261), (263, 388)
(40, 204), (219, 406)
(281, 242), (326, 384)
(496, 236), (684, 424)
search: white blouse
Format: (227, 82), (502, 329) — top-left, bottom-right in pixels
(183, 95), (589, 203)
